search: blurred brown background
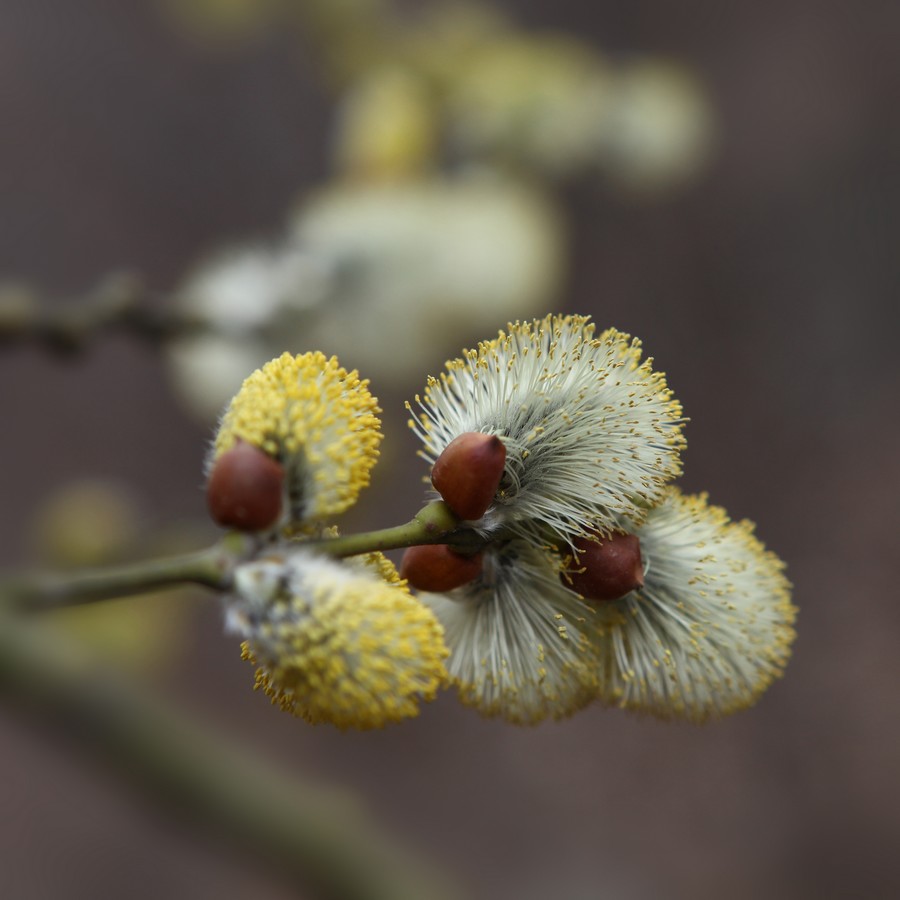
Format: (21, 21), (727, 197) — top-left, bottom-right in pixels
(1, 1), (899, 898)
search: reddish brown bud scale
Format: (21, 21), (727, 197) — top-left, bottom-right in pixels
(207, 441), (284, 531)
(400, 544), (483, 593)
(566, 532), (644, 602)
(431, 432), (506, 521)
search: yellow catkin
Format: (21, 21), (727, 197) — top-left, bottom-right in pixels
(214, 352), (382, 521)
(241, 553), (449, 730)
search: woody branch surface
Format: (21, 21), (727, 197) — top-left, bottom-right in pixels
(0, 504), (476, 614)
(0, 273), (204, 354)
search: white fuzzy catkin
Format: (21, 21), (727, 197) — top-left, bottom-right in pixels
(421, 539), (599, 724)
(589, 488), (796, 721)
(408, 314), (686, 546)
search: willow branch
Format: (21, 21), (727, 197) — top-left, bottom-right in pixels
(309, 500), (485, 558)
(0, 610), (459, 900)
(0, 533), (258, 613)
(0, 498), (493, 614)
(0, 273), (206, 355)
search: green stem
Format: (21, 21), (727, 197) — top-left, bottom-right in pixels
(0, 533), (257, 612)
(308, 500), (482, 558)
(0, 503), (487, 615)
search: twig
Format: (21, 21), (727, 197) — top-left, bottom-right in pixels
(0, 609), (460, 900)
(0, 532), (258, 612)
(0, 503), (489, 614)
(0, 272), (206, 355)
(307, 500), (483, 558)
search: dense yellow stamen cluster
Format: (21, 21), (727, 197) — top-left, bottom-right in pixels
(238, 553), (448, 730)
(214, 351), (382, 521)
(590, 489), (797, 721)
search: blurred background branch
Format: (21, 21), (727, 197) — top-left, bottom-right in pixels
(0, 607), (458, 900)
(0, 273), (211, 355)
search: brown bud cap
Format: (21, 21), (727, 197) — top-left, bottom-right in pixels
(431, 432), (506, 521)
(207, 441), (284, 531)
(400, 544), (483, 593)
(566, 532), (644, 602)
